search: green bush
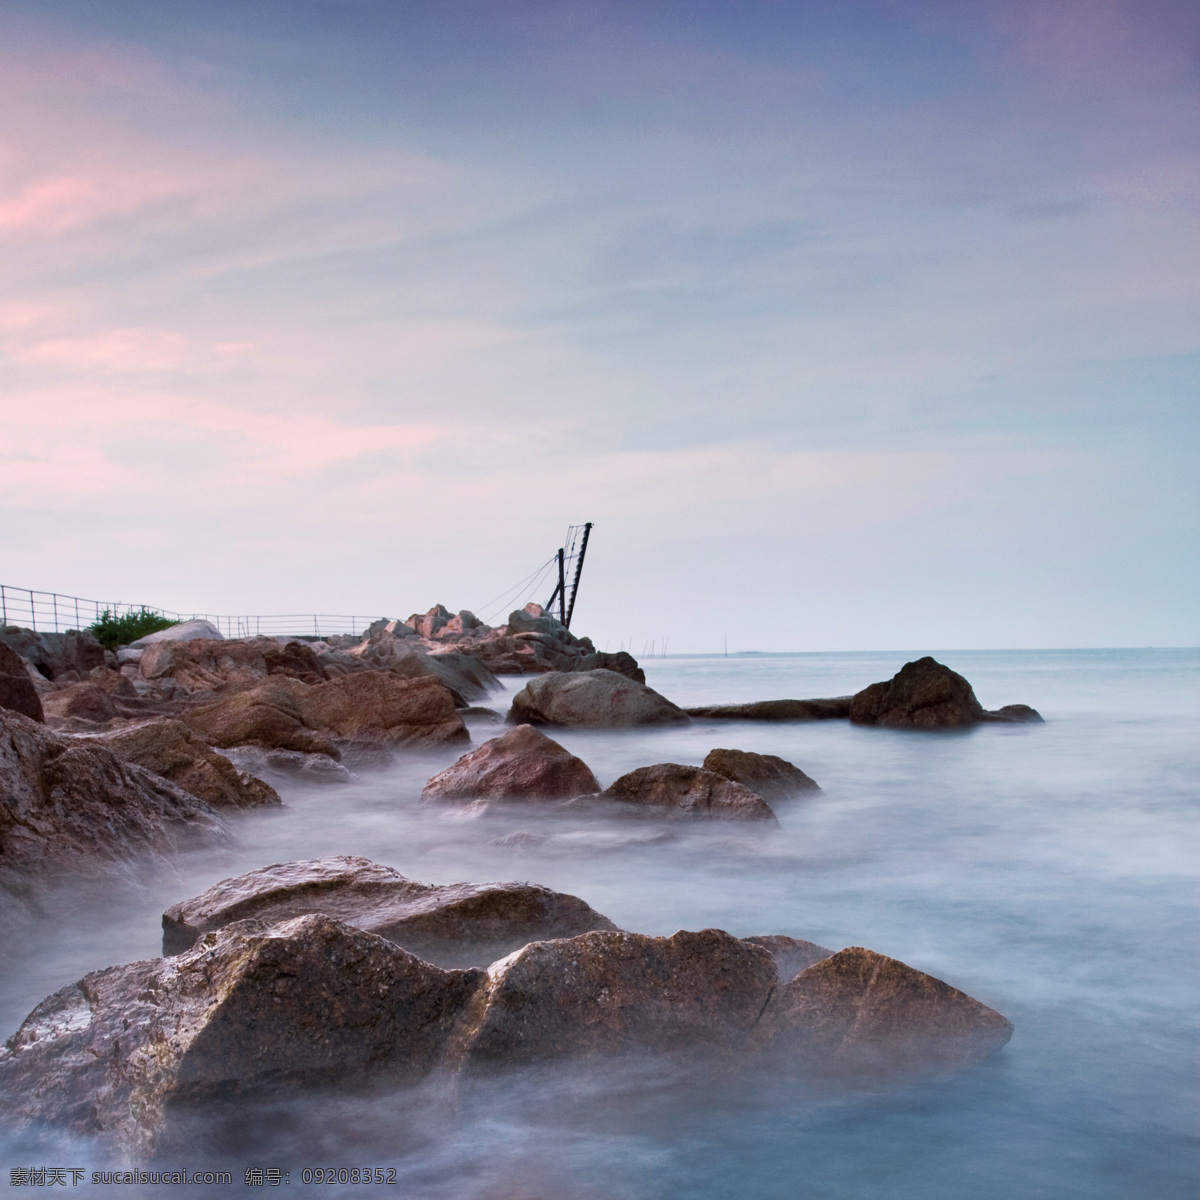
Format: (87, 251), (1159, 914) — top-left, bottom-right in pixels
(88, 608), (177, 651)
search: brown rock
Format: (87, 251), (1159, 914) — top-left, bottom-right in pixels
(40, 682), (117, 723)
(84, 720), (281, 810)
(0, 627), (105, 681)
(703, 748), (821, 800)
(139, 637), (328, 694)
(685, 698), (852, 720)
(848, 657), (985, 728)
(0, 914), (484, 1156)
(298, 672), (468, 748)
(509, 669), (689, 728)
(450, 928), (777, 1073)
(0, 643), (43, 722)
(742, 935), (835, 982)
(573, 651), (645, 684)
(0, 709), (226, 912)
(982, 704), (1045, 724)
(161, 855), (617, 966)
(421, 725), (600, 804)
(598, 763), (778, 822)
(184, 680), (340, 758)
(752, 946), (1014, 1072)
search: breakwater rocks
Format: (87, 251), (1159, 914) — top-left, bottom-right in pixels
(688, 657), (1041, 729)
(0, 857), (1013, 1156)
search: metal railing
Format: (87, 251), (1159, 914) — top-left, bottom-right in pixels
(0, 584), (380, 641)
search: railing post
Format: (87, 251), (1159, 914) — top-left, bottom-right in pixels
(29, 590), (36, 631)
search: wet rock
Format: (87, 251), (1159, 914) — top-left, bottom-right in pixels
(184, 680), (341, 758)
(0, 627), (106, 681)
(0, 914), (484, 1157)
(509, 669), (689, 728)
(83, 720), (281, 810)
(219, 745), (352, 785)
(421, 725), (600, 804)
(983, 704), (1045, 724)
(751, 947), (1014, 1073)
(685, 698), (852, 720)
(0, 709), (226, 912)
(161, 855), (617, 966)
(849, 658), (985, 729)
(598, 763), (778, 822)
(702, 748), (821, 801)
(742, 935), (835, 982)
(128, 618), (222, 646)
(449, 929), (777, 1073)
(40, 682), (118, 723)
(0, 642), (43, 722)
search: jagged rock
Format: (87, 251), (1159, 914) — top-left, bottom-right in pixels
(0, 914), (484, 1157)
(405, 604), (455, 640)
(296, 672), (468, 748)
(0, 627), (106, 681)
(743, 935), (835, 982)
(421, 725), (600, 804)
(574, 651), (645, 684)
(983, 704), (1045, 724)
(598, 763), (777, 822)
(0, 709), (226, 912)
(83, 720), (280, 810)
(40, 682), (118, 724)
(343, 630), (498, 704)
(0, 643), (43, 722)
(161, 856), (617, 966)
(128, 618), (222, 646)
(751, 947), (1013, 1073)
(703, 748), (821, 801)
(139, 637), (327, 694)
(685, 698), (852, 720)
(184, 680), (341, 758)
(509, 669), (689, 728)
(449, 929), (777, 1073)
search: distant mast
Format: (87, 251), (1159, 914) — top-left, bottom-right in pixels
(544, 522), (593, 629)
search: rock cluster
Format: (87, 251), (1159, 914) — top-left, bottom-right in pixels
(0, 857), (1014, 1155)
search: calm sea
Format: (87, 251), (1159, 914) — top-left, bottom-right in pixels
(2, 649), (1197, 1198)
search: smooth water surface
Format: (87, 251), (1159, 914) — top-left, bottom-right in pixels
(2, 649), (1197, 1198)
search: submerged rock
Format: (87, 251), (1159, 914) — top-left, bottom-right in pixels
(703, 748), (821, 800)
(161, 855), (617, 966)
(509, 669), (689, 728)
(219, 745), (352, 784)
(983, 704), (1045, 724)
(598, 763), (778, 822)
(0, 914), (483, 1157)
(83, 720), (281, 809)
(449, 928), (778, 1073)
(685, 698), (852, 720)
(0, 642), (43, 722)
(751, 947), (1014, 1072)
(421, 725), (600, 804)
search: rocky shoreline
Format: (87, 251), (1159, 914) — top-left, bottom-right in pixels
(0, 606), (1040, 1157)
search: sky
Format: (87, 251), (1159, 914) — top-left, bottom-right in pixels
(0, 0), (1197, 652)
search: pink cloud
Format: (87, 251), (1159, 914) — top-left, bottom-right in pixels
(14, 328), (191, 372)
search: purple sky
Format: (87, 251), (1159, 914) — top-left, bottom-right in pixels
(1, 0), (1197, 650)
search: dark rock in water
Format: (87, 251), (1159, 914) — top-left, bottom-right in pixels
(449, 928), (778, 1073)
(161, 855), (617, 966)
(40, 682), (117, 723)
(743, 934), (835, 982)
(0, 642), (43, 722)
(0, 709), (226, 913)
(685, 698), (852, 720)
(982, 704), (1045, 724)
(421, 725), (600, 804)
(751, 946), (1014, 1072)
(509, 669), (689, 728)
(573, 651), (645, 684)
(0, 913), (484, 1157)
(849, 658), (984, 728)
(703, 748), (821, 800)
(598, 763), (777, 822)
(83, 719), (281, 809)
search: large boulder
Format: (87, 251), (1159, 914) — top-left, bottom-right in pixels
(161, 855), (617, 966)
(598, 763), (778, 822)
(509, 669), (689, 728)
(449, 929), (778, 1073)
(703, 748), (821, 801)
(0, 642), (43, 722)
(40, 682), (118, 724)
(0, 709), (226, 913)
(573, 651), (645, 684)
(421, 725), (600, 804)
(751, 947), (1013, 1073)
(296, 672), (468, 748)
(128, 618), (222, 646)
(0, 914), (484, 1157)
(138, 637), (327, 694)
(685, 698), (852, 720)
(83, 720), (280, 809)
(0, 627), (106, 682)
(183, 680), (340, 758)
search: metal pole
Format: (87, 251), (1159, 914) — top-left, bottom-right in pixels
(556, 548), (566, 624)
(29, 590), (36, 631)
(564, 521), (592, 629)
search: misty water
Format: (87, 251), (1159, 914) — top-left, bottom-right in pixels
(3, 650), (1197, 1198)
